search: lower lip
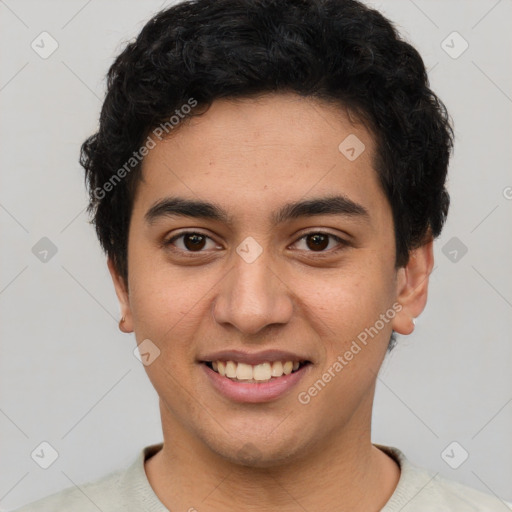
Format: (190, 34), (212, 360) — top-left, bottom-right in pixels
(201, 363), (310, 403)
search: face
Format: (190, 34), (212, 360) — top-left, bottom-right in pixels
(110, 93), (431, 467)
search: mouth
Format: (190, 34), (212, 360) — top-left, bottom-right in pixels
(203, 359), (311, 383)
(199, 351), (312, 403)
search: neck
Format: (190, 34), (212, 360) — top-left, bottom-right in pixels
(145, 393), (400, 511)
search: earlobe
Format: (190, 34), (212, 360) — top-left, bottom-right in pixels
(392, 241), (434, 336)
(107, 257), (134, 333)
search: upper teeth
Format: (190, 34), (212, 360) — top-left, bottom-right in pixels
(211, 360), (301, 381)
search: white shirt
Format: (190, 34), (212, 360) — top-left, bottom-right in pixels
(10, 443), (512, 511)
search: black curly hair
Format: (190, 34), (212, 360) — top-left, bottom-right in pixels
(80, 0), (453, 298)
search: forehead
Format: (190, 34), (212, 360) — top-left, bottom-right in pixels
(133, 93), (388, 228)
(151, 93), (374, 158)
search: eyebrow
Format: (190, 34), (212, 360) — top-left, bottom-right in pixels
(144, 195), (370, 226)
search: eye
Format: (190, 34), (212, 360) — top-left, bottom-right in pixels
(164, 231), (221, 252)
(292, 232), (348, 253)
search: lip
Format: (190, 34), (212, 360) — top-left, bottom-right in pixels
(201, 362), (311, 403)
(198, 349), (309, 366)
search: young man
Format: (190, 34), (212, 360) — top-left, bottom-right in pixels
(12, 0), (511, 510)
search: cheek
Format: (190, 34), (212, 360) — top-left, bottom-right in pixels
(300, 263), (395, 339)
(126, 244), (188, 338)
(127, 248), (217, 366)
(129, 278), (200, 343)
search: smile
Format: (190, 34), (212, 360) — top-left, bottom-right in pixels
(205, 360), (309, 382)
(199, 351), (313, 403)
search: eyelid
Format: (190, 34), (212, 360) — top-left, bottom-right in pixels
(163, 229), (349, 254)
(291, 231), (350, 254)
(164, 230), (221, 250)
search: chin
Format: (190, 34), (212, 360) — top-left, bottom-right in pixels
(229, 443), (298, 468)
(203, 429), (309, 469)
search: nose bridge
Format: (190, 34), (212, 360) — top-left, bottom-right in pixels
(211, 244), (293, 335)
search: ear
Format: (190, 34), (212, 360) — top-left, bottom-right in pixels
(107, 257), (134, 333)
(392, 240), (434, 336)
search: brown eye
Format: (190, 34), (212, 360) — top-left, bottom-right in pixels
(183, 233), (206, 251)
(306, 233), (329, 251)
(165, 231), (219, 253)
(293, 232), (348, 254)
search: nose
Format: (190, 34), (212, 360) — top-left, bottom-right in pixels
(211, 249), (294, 336)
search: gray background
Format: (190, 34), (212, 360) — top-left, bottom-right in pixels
(1, 0), (511, 509)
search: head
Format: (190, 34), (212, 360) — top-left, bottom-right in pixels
(81, 0), (452, 466)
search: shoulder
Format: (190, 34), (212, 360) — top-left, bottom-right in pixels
(9, 467), (125, 512)
(8, 443), (164, 512)
(377, 444), (512, 512)
(431, 473), (512, 511)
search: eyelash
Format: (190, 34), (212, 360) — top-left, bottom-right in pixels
(163, 230), (349, 257)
